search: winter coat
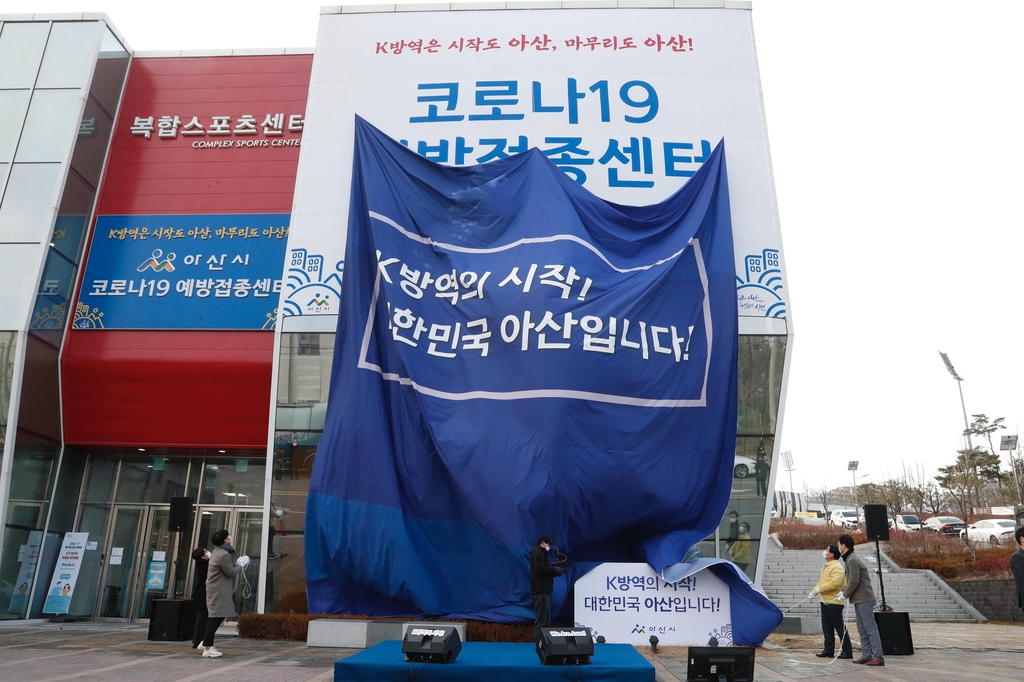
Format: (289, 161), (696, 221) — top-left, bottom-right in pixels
(814, 559), (848, 605)
(206, 544), (243, 618)
(1011, 548), (1024, 609)
(530, 545), (561, 595)
(841, 548), (875, 605)
(731, 532), (752, 564)
(192, 557), (209, 612)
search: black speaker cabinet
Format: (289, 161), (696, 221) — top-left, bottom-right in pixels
(401, 625), (462, 663)
(169, 496), (194, 532)
(148, 599), (197, 641)
(537, 627), (594, 665)
(864, 504), (890, 541)
(874, 611), (914, 655)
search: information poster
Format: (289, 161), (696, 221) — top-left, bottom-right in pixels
(146, 561), (167, 590)
(43, 533), (89, 614)
(7, 531), (42, 613)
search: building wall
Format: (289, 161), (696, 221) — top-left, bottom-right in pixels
(61, 54), (313, 449)
(947, 578), (1024, 622)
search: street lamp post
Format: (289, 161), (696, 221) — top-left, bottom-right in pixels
(938, 352), (973, 449)
(849, 461), (859, 526)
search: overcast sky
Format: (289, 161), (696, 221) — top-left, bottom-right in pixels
(13, 0), (1024, 492)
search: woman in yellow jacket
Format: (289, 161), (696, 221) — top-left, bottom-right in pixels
(810, 544), (853, 659)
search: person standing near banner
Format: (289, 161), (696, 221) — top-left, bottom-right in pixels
(530, 535), (565, 646)
(202, 530), (250, 658)
(811, 544), (852, 659)
(190, 547), (211, 651)
(838, 534), (884, 666)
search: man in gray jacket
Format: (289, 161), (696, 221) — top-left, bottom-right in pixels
(201, 529), (250, 658)
(838, 534), (884, 667)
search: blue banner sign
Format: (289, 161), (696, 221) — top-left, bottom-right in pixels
(75, 214), (290, 330)
(306, 118), (739, 621)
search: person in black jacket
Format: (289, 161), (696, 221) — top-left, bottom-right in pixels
(530, 535), (565, 646)
(1012, 526), (1024, 615)
(190, 547), (211, 650)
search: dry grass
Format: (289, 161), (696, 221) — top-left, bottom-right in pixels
(769, 520), (865, 550)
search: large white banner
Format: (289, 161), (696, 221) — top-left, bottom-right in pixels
(42, 532), (89, 615)
(574, 562), (732, 646)
(284, 6), (787, 320)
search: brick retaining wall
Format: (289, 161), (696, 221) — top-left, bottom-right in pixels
(946, 579), (1024, 622)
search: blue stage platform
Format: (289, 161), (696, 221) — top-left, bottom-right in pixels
(335, 640), (655, 682)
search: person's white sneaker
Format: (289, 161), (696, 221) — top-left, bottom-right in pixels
(196, 643), (205, 651)
(202, 646), (223, 658)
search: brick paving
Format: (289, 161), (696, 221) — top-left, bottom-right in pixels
(0, 620), (1021, 681)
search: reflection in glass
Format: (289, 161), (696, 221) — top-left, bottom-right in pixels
(198, 461), (265, 507)
(115, 458), (187, 504)
(719, 335), (787, 576)
(0, 331), (17, 450)
(99, 507), (143, 618)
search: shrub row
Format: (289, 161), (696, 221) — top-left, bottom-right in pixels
(769, 520), (866, 550)
(237, 612), (534, 643)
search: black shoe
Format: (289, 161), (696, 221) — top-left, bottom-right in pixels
(814, 652), (832, 658)
(837, 653), (853, 659)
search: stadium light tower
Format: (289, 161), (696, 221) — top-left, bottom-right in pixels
(938, 352), (973, 449)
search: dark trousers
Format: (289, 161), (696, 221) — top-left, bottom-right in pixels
(756, 477), (768, 497)
(820, 603), (852, 656)
(191, 607), (209, 647)
(203, 616), (225, 647)
(532, 592), (551, 644)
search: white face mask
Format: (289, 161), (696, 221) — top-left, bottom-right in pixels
(822, 550), (829, 559)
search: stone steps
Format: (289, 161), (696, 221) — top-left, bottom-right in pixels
(761, 541), (983, 626)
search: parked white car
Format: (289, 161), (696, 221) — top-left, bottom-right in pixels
(733, 454), (757, 478)
(829, 510), (859, 528)
(961, 519), (1017, 545)
(894, 514), (922, 531)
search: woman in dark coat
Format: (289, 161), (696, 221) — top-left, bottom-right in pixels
(190, 547), (210, 650)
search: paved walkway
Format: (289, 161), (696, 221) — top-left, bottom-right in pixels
(0, 620), (1021, 681)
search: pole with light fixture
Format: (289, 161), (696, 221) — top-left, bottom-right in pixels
(938, 352), (972, 449)
(848, 461), (860, 527)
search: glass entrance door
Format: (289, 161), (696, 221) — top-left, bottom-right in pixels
(97, 506), (145, 619)
(133, 508), (175, 620)
(185, 506), (262, 618)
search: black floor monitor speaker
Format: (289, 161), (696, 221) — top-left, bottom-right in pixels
(537, 626), (594, 665)
(169, 496), (194, 532)
(686, 646), (756, 682)
(864, 504), (890, 541)
(148, 599), (197, 641)
(874, 611), (914, 655)
(401, 625), (462, 663)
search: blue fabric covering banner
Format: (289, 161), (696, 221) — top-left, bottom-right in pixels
(306, 117), (739, 621)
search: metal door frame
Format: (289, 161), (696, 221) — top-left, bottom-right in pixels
(93, 503), (148, 622)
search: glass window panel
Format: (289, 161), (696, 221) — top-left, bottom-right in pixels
(271, 431), (317, 535)
(232, 511), (262, 616)
(15, 89), (84, 164)
(0, 161), (8, 193)
(69, 503), (110, 617)
(0, 163), (63, 243)
(0, 22), (50, 89)
(114, 457), (188, 504)
(0, 90), (31, 163)
(198, 460), (265, 507)
(83, 456), (118, 503)
(71, 94), (112, 188)
(277, 332), (335, 405)
(266, 535), (307, 614)
(35, 22), (103, 89)
(91, 29), (130, 116)
(0, 330), (15, 450)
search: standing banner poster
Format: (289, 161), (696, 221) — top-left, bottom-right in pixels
(8, 531), (42, 613)
(42, 533), (89, 615)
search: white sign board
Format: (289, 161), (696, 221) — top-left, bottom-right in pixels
(284, 6), (787, 320)
(42, 532), (89, 614)
(574, 562), (732, 646)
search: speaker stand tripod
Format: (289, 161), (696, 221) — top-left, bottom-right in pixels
(874, 539), (888, 611)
